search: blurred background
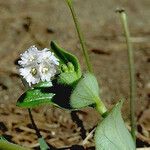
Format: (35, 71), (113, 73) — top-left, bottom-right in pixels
(0, 0), (149, 149)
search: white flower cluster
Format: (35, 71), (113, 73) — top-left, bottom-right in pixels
(18, 46), (59, 86)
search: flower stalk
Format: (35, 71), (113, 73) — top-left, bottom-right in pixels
(65, 0), (108, 118)
(28, 108), (50, 150)
(117, 9), (136, 142)
(65, 0), (93, 73)
(28, 108), (42, 138)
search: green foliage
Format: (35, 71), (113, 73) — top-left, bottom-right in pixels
(51, 41), (82, 85)
(70, 73), (100, 108)
(94, 100), (135, 150)
(16, 88), (54, 108)
(0, 140), (30, 150)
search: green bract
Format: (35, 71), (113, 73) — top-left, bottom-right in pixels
(70, 73), (100, 108)
(94, 100), (135, 150)
(51, 41), (82, 85)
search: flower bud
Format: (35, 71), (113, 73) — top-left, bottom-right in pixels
(67, 62), (74, 72)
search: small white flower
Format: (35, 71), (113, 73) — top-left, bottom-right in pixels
(19, 66), (40, 86)
(18, 45), (39, 67)
(39, 62), (57, 82)
(19, 46), (59, 86)
(38, 48), (59, 65)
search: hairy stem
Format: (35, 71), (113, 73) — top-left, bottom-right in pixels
(117, 9), (136, 142)
(21, 80), (42, 138)
(65, 0), (93, 73)
(28, 109), (51, 150)
(28, 108), (42, 138)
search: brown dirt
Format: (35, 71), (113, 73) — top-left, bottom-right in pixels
(0, 0), (150, 149)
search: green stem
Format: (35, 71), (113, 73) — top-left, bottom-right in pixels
(0, 141), (31, 150)
(117, 9), (136, 142)
(65, 0), (93, 73)
(95, 97), (108, 118)
(65, 0), (108, 119)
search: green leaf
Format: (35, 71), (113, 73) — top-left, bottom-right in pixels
(51, 41), (82, 85)
(0, 140), (30, 150)
(17, 88), (55, 108)
(94, 100), (135, 150)
(70, 73), (100, 108)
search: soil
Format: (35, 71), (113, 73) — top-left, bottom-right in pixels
(0, 0), (150, 149)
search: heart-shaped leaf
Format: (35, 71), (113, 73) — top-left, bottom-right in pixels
(95, 100), (135, 150)
(51, 41), (82, 85)
(70, 73), (100, 108)
(17, 88), (55, 108)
